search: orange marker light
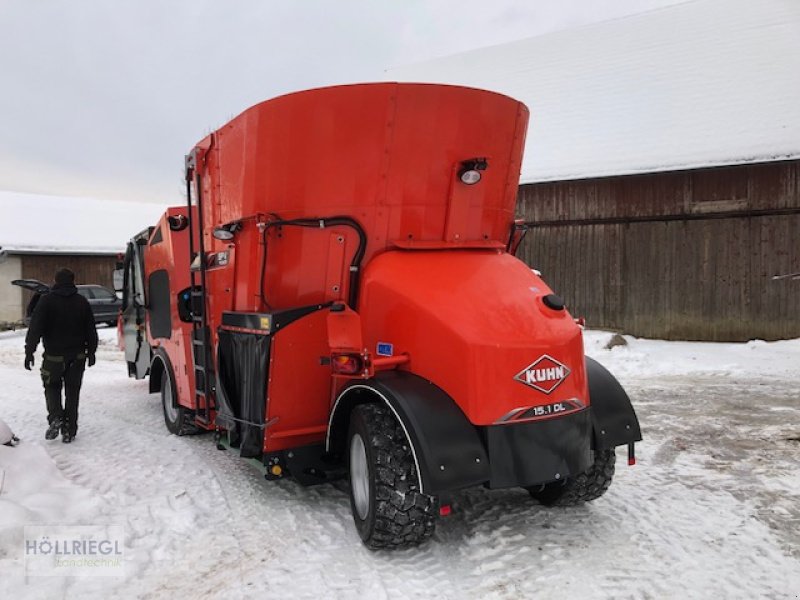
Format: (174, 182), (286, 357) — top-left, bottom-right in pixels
(331, 353), (364, 375)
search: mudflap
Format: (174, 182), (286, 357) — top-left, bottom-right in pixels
(483, 410), (592, 488)
(586, 356), (642, 450)
(329, 371), (490, 495)
(216, 329), (271, 458)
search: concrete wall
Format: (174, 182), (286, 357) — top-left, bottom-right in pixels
(0, 255), (22, 322)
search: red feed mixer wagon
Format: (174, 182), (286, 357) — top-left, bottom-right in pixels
(118, 82), (641, 549)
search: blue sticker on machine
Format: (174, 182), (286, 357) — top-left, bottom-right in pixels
(376, 342), (393, 357)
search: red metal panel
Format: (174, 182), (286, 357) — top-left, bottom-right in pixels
(142, 206), (196, 407)
(195, 83), (528, 314)
(265, 309), (332, 451)
(358, 250), (588, 425)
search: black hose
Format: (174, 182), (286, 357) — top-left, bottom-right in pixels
(258, 215), (367, 310)
(507, 221), (530, 256)
(259, 224), (268, 309)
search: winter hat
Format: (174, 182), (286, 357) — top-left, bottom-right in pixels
(54, 268), (75, 285)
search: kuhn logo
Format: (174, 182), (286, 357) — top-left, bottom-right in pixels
(514, 355), (570, 394)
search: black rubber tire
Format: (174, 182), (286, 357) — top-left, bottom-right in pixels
(527, 449), (616, 506)
(161, 364), (198, 436)
(347, 403), (437, 549)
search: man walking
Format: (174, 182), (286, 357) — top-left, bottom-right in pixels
(24, 268), (98, 443)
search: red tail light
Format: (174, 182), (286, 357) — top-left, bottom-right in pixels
(331, 353), (364, 375)
(628, 443), (636, 466)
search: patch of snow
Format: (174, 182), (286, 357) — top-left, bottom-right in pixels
(386, 0), (800, 183)
(0, 327), (798, 598)
(0, 444), (97, 533)
(584, 329), (800, 379)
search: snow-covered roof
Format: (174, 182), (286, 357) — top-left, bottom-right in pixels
(0, 190), (168, 255)
(385, 0), (800, 184)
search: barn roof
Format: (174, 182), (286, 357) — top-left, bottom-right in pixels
(0, 190), (167, 255)
(385, 0), (800, 184)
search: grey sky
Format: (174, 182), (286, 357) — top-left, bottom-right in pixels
(0, 0), (684, 203)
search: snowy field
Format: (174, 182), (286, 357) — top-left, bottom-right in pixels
(0, 328), (798, 599)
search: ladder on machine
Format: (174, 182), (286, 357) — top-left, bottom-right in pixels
(185, 149), (214, 426)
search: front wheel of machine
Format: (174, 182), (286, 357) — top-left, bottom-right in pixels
(161, 365), (198, 436)
(527, 448), (616, 506)
(347, 403), (437, 549)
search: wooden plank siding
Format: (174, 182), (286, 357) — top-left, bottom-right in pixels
(19, 254), (118, 316)
(517, 160), (800, 341)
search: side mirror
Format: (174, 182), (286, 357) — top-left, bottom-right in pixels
(112, 268), (124, 293)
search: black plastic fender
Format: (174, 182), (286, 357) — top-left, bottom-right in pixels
(148, 349), (168, 394)
(327, 371), (490, 495)
(586, 356), (642, 449)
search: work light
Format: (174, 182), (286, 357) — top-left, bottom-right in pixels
(458, 158), (488, 185)
(213, 222), (242, 240)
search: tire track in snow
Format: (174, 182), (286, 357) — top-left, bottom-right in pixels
(1, 331), (799, 598)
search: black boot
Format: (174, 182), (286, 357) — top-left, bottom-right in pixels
(61, 418), (75, 443)
(45, 419), (62, 440)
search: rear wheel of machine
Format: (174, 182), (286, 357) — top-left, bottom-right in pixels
(161, 365), (198, 436)
(527, 449), (616, 506)
(347, 403), (436, 549)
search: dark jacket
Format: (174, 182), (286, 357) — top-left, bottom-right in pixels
(25, 284), (99, 358)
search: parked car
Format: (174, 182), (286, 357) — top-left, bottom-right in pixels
(11, 279), (121, 327)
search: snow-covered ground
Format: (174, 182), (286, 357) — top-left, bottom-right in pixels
(0, 328), (798, 598)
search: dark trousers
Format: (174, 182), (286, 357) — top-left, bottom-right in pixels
(41, 353), (86, 436)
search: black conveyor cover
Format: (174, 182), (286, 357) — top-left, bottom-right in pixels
(216, 329), (270, 458)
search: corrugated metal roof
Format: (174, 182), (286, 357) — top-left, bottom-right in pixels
(0, 191), (167, 254)
(385, 0), (800, 183)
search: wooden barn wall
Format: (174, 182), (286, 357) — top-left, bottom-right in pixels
(19, 254), (117, 313)
(517, 160), (800, 341)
